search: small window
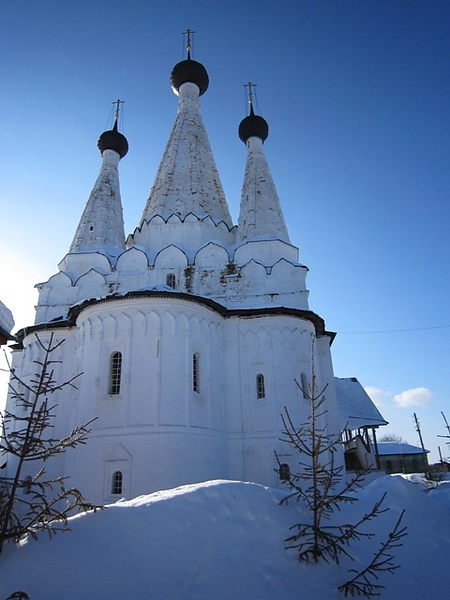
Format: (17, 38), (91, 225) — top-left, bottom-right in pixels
(256, 373), (265, 399)
(279, 463), (291, 481)
(300, 372), (309, 400)
(111, 471), (123, 495)
(109, 352), (122, 395)
(166, 273), (177, 289)
(166, 273), (176, 289)
(193, 352), (199, 393)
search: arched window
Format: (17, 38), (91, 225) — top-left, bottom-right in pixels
(166, 273), (176, 289)
(279, 463), (291, 481)
(193, 352), (200, 393)
(300, 372), (309, 400)
(256, 373), (266, 399)
(109, 352), (122, 395)
(111, 471), (123, 495)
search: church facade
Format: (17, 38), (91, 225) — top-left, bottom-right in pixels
(5, 49), (383, 504)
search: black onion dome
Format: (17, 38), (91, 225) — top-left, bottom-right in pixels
(238, 105), (269, 143)
(97, 121), (129, 158)
(170, 58), (209, 96)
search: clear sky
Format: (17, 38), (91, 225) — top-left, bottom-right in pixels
(1, 0), (449, 462)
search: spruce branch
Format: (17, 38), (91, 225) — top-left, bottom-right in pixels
(338, 510), (407, 597)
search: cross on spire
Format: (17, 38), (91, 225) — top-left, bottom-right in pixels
(243, 81), (257, 112)
(112, 99), (125, 124)
(182, 28), (195, 59)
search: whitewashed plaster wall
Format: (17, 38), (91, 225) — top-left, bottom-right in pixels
(5, 328), (79, 489)
(63, 297), (229, 502)
(9, 295), (338, 504)
(34, 235), (310, 324)
(130, 215), (236, 262)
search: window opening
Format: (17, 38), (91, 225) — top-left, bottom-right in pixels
(300, 372), (309, 400)
(256, 373), (266, 399)
(279, 463), (291, 481)
(166, 273), (176, 289)
(193, 352), (199, 393)
(109, 352), (122, 395)
(111, 471), (123, 495)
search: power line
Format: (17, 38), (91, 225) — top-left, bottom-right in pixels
(338, 324), (450, 334)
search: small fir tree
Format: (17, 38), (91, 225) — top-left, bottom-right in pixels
(0, 333), (99, 553)
(276, 347), (406, 597)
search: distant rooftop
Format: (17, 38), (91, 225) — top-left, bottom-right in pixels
(377, 442), (429, 456)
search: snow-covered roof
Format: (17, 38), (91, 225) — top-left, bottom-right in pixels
(335, 377), (388, 430)
(236, 136), (290, 244)
(377, 442), (429, 455)
(138, 81), (233, 229)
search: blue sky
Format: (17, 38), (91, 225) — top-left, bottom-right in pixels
(1, 0), (449, 461)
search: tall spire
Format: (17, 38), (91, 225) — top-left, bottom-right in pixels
(136, 33), (232, 228)
(68, 103), (128, 260)
(236, 84), (290, 244)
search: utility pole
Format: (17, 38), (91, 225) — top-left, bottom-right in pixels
(413, 412), (429, 476)
(437, 412), (450, 468)
(438, 411), (450, 438)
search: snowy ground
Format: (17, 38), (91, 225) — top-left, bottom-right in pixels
(1, 475), (449, 599)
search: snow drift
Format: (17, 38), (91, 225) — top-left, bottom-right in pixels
(0, 476), (449, 599)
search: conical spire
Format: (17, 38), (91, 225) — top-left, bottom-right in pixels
(68, 103), (128, 260)
(236, 84), (290, 244)
(136, 37), (232, 229)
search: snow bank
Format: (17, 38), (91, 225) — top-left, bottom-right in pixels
(0, 477), (449, 599)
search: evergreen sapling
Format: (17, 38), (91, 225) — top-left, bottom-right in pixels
(276, 346), (406, 596)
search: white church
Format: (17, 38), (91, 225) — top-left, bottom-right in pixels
(4, 44), (387, 504)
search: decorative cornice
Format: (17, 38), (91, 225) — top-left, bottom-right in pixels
(130, 212), (236, 238)
(14, 290), (335, 348)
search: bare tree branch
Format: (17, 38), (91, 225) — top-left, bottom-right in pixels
(0, 333), (101, 554)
